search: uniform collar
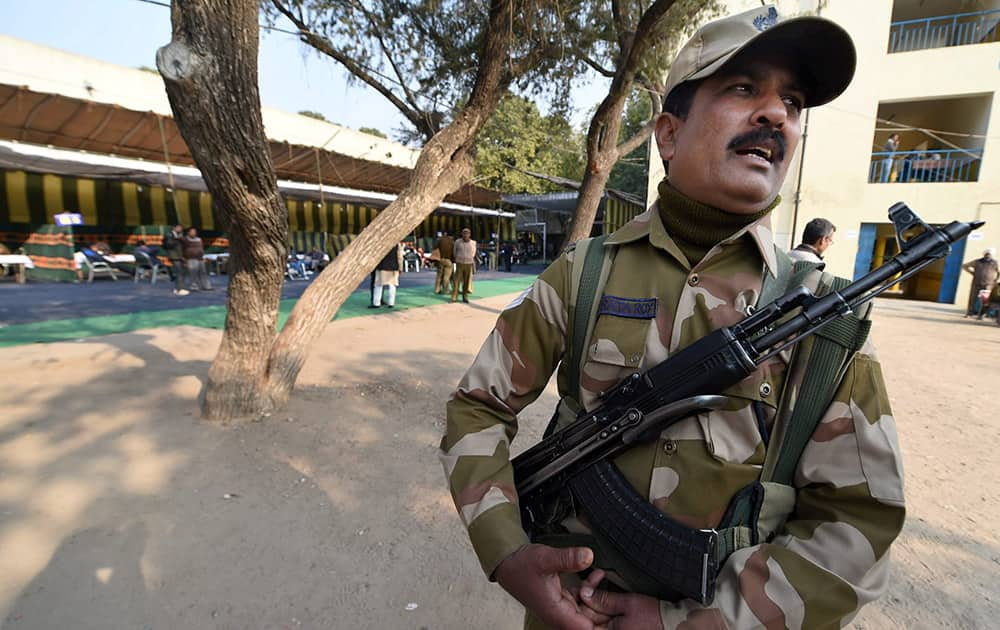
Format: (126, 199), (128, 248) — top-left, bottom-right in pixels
(606, 200), (780, 277)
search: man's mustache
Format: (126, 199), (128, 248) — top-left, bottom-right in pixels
(727, 128), (786, 163)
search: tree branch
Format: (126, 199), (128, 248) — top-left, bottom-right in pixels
(610, 0), (632, 55)
(616, 116), (655, 157)
(577, 51), (615, 78)
(270, 0), (431, 136)
(463, 0), (516, 113)
(503, 162), (581, 190)
(350, 0), (425, 121)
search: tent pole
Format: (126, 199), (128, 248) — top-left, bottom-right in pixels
(157, 116), (181, 225)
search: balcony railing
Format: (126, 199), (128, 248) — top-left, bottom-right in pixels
(869, 148), (983, 183)
(889, 9), (1000, 53)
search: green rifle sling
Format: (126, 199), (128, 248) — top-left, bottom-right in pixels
(766, 274), (872, 485)
(567, 235), (609, 405)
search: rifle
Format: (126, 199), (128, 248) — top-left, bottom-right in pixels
(512, 203), (982, 604)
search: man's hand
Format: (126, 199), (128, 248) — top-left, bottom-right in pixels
(494, 544), (598, 630)
(576, 569), (663, 630)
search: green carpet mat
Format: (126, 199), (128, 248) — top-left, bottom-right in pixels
(0, 276), (535, 348)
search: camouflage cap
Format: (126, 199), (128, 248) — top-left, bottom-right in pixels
(663, 5), (856, 108)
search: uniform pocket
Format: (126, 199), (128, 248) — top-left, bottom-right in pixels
(579, 313), (652, 397)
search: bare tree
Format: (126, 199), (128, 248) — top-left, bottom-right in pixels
(562, 0), (723, 245)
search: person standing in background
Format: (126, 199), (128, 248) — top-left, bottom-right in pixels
(372, 243), (404, 308)
(788, 218), (836, 263)
(182, 227), (212, 291)
(162, 223), (188, 296)
(962, 248), (999, 318)
(881, 132), (900, 183)
(434, 230), (455, 295)
(451, 228), (476, 304)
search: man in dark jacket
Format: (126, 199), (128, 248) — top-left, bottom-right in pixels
(182, 227), (212, 291)
(371, 243), (403, 307)
(963, 248), (999, 317)
(162, 224), (188, 295)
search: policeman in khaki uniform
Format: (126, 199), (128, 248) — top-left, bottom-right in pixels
(441, 6), (904, 629)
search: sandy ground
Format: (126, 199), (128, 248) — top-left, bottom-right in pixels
(0, 294), (998, 629)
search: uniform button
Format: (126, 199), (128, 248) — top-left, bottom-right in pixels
(688, 273), (700, 287)
(663, 439), (677, 455)
(630, 353), (642, 365)
(759, 382), (772, 398)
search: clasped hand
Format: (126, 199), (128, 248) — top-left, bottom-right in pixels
(494, 544), (663, 630)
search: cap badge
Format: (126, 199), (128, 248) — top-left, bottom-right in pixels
(753, 7), (779, 32)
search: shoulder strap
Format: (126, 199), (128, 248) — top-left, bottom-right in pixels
(757, 246), (824, 309)
(566, 235), (611, 404)
(763, 272), (873, 485)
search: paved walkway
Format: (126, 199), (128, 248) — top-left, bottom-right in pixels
(0, 264), (545, 347)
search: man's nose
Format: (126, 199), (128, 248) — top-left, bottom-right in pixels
(752, 93), (788, 128)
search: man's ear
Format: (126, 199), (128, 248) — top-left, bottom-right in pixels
(655, 113), (681, 162)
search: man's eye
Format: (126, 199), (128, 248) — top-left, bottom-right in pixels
(783, 96), (804, 112)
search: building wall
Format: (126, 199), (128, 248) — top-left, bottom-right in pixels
(787, 0), (1000, 305)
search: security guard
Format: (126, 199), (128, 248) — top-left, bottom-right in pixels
(441, 6), (904, 628)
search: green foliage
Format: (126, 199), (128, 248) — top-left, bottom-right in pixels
(358, 126), (388, 138)
(474, 95), (585, 194)
(298, 109), (328, 121)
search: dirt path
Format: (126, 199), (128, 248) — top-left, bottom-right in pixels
(0, 295), (997, 629)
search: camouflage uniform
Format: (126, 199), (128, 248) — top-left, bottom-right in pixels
(441, 202), (905, 628)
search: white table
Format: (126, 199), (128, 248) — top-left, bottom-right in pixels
(0, 254), (34, 283)
(105, 254), (136, 264)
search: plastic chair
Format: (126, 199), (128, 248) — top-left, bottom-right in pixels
(80, 248), (117, 283)
(133, 251), (170, 285)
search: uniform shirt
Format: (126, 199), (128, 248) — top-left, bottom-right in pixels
(454, 238), (477, 265)
(441, 203), (905, 628)
(436, 235), (455, 261)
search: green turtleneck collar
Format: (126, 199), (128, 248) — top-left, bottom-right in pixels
(657, 178), (779, 266)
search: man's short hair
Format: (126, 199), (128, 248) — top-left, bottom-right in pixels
(802, 218), (836, 245)
(662, 78), (703, 121)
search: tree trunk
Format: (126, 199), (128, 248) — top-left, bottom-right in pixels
(564, 95), (630, 246)
(563, 0), (677, 246)
(157, 0), (288, 420)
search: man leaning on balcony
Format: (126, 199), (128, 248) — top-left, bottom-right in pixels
(881, 133), (900, 183)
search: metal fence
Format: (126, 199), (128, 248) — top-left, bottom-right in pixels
(868, 148), (983, 183)
(889, 9), (1000, 53)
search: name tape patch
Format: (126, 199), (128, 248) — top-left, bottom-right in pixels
(598, 295), (658, 319)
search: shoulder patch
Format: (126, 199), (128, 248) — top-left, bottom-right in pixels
(597, 295), (657, 319)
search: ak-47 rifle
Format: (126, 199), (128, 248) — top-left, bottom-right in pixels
(512, 203), (983, 604)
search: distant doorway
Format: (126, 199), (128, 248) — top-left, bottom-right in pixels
(853, 222), (967, 303)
